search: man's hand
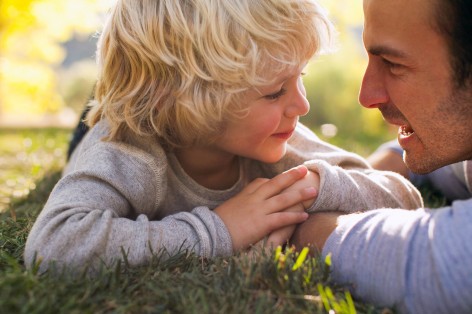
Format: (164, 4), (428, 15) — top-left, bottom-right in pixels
(290, 211), (342, 254)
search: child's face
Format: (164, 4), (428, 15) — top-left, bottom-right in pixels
(213, 66), (309, 163)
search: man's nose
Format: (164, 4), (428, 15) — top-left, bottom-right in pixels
(358, 62), (389, 109)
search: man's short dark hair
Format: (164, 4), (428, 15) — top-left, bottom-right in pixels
(433, 0), (472, 88)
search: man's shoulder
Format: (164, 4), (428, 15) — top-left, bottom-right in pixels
(465, 160), (472, 194)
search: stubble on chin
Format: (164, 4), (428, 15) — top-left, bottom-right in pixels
(403, 145), (460, 174)
(403, 152), (434, 174)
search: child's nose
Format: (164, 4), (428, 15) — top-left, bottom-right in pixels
(285, 84), (309, 118)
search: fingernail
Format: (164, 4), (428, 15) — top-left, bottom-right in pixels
(304, 187), (317, 195)
(297, 165), (307, 171)
(284, 165), (304, 174)
(295, 165), (308, 175)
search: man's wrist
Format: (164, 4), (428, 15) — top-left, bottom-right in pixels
(290, 211), (341, 253)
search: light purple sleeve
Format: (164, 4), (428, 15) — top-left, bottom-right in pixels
(323, 199), (472, 314)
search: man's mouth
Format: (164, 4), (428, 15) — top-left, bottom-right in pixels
(400, 125), (414, 136)
(397, 124), (417, 148)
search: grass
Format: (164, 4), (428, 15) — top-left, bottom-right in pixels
(0, 128), (70, 214)
(1, 174), (386, 313)
(1, 127), (444, 314)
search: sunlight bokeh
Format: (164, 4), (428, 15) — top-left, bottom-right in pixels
(0, 0), (382, 135)
(0, 0), (395, 212)
(0, 0), (112, 127)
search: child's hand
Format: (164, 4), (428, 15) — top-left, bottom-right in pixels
(264, 170), (320, 248)
(214, 165), (317, 251)
(283, 170), (320, 210)
(264, 203), (305, 248)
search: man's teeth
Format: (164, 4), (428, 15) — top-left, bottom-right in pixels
(400, 126), (414, 136)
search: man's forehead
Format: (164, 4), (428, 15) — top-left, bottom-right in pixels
(362, 0), (438, 51)
(363, 0), (434, 25)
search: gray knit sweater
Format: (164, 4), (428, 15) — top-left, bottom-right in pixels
(25, 120), (422, 272)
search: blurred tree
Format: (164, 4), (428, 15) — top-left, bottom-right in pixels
(0, 0), (109, 125)
(0, 0), (393, 150)
(302, 0), (394, 155)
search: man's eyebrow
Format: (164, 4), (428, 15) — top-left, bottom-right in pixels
(367, 46), (409, 59)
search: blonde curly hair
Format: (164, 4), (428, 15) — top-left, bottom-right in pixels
(87, 0), (333, 148)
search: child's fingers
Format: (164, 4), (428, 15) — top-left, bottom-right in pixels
(265, 211), (309, 232)
(243, 177), (270, 194)
(265, 187), (317, 213)
(255, 165), (308, 198)
(266, 225), (296, 248)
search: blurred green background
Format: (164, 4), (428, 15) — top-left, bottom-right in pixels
(0, 0), (396, 212)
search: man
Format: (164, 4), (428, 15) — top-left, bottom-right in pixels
(368, 140), (470, 202)
(292, 0), (472, 313)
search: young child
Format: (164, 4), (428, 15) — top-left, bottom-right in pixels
(25, 0), (422, 272)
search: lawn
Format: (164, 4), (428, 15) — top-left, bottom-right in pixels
(0, 128), (402, 313)
(0, 128), (70, 214)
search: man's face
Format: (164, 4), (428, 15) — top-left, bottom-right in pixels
(360, 0), (472, 174)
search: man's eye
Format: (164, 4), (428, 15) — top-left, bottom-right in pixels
(382, 59), (402, 70)
(264, 88), (287, 100)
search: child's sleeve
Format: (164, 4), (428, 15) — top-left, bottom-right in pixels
(282, 124), (423, 212)
(24, 140), (232, 273)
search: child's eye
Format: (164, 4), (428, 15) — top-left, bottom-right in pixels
(264, 88), (287, 100)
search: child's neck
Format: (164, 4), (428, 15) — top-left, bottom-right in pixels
(174, 147), (240, 190)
